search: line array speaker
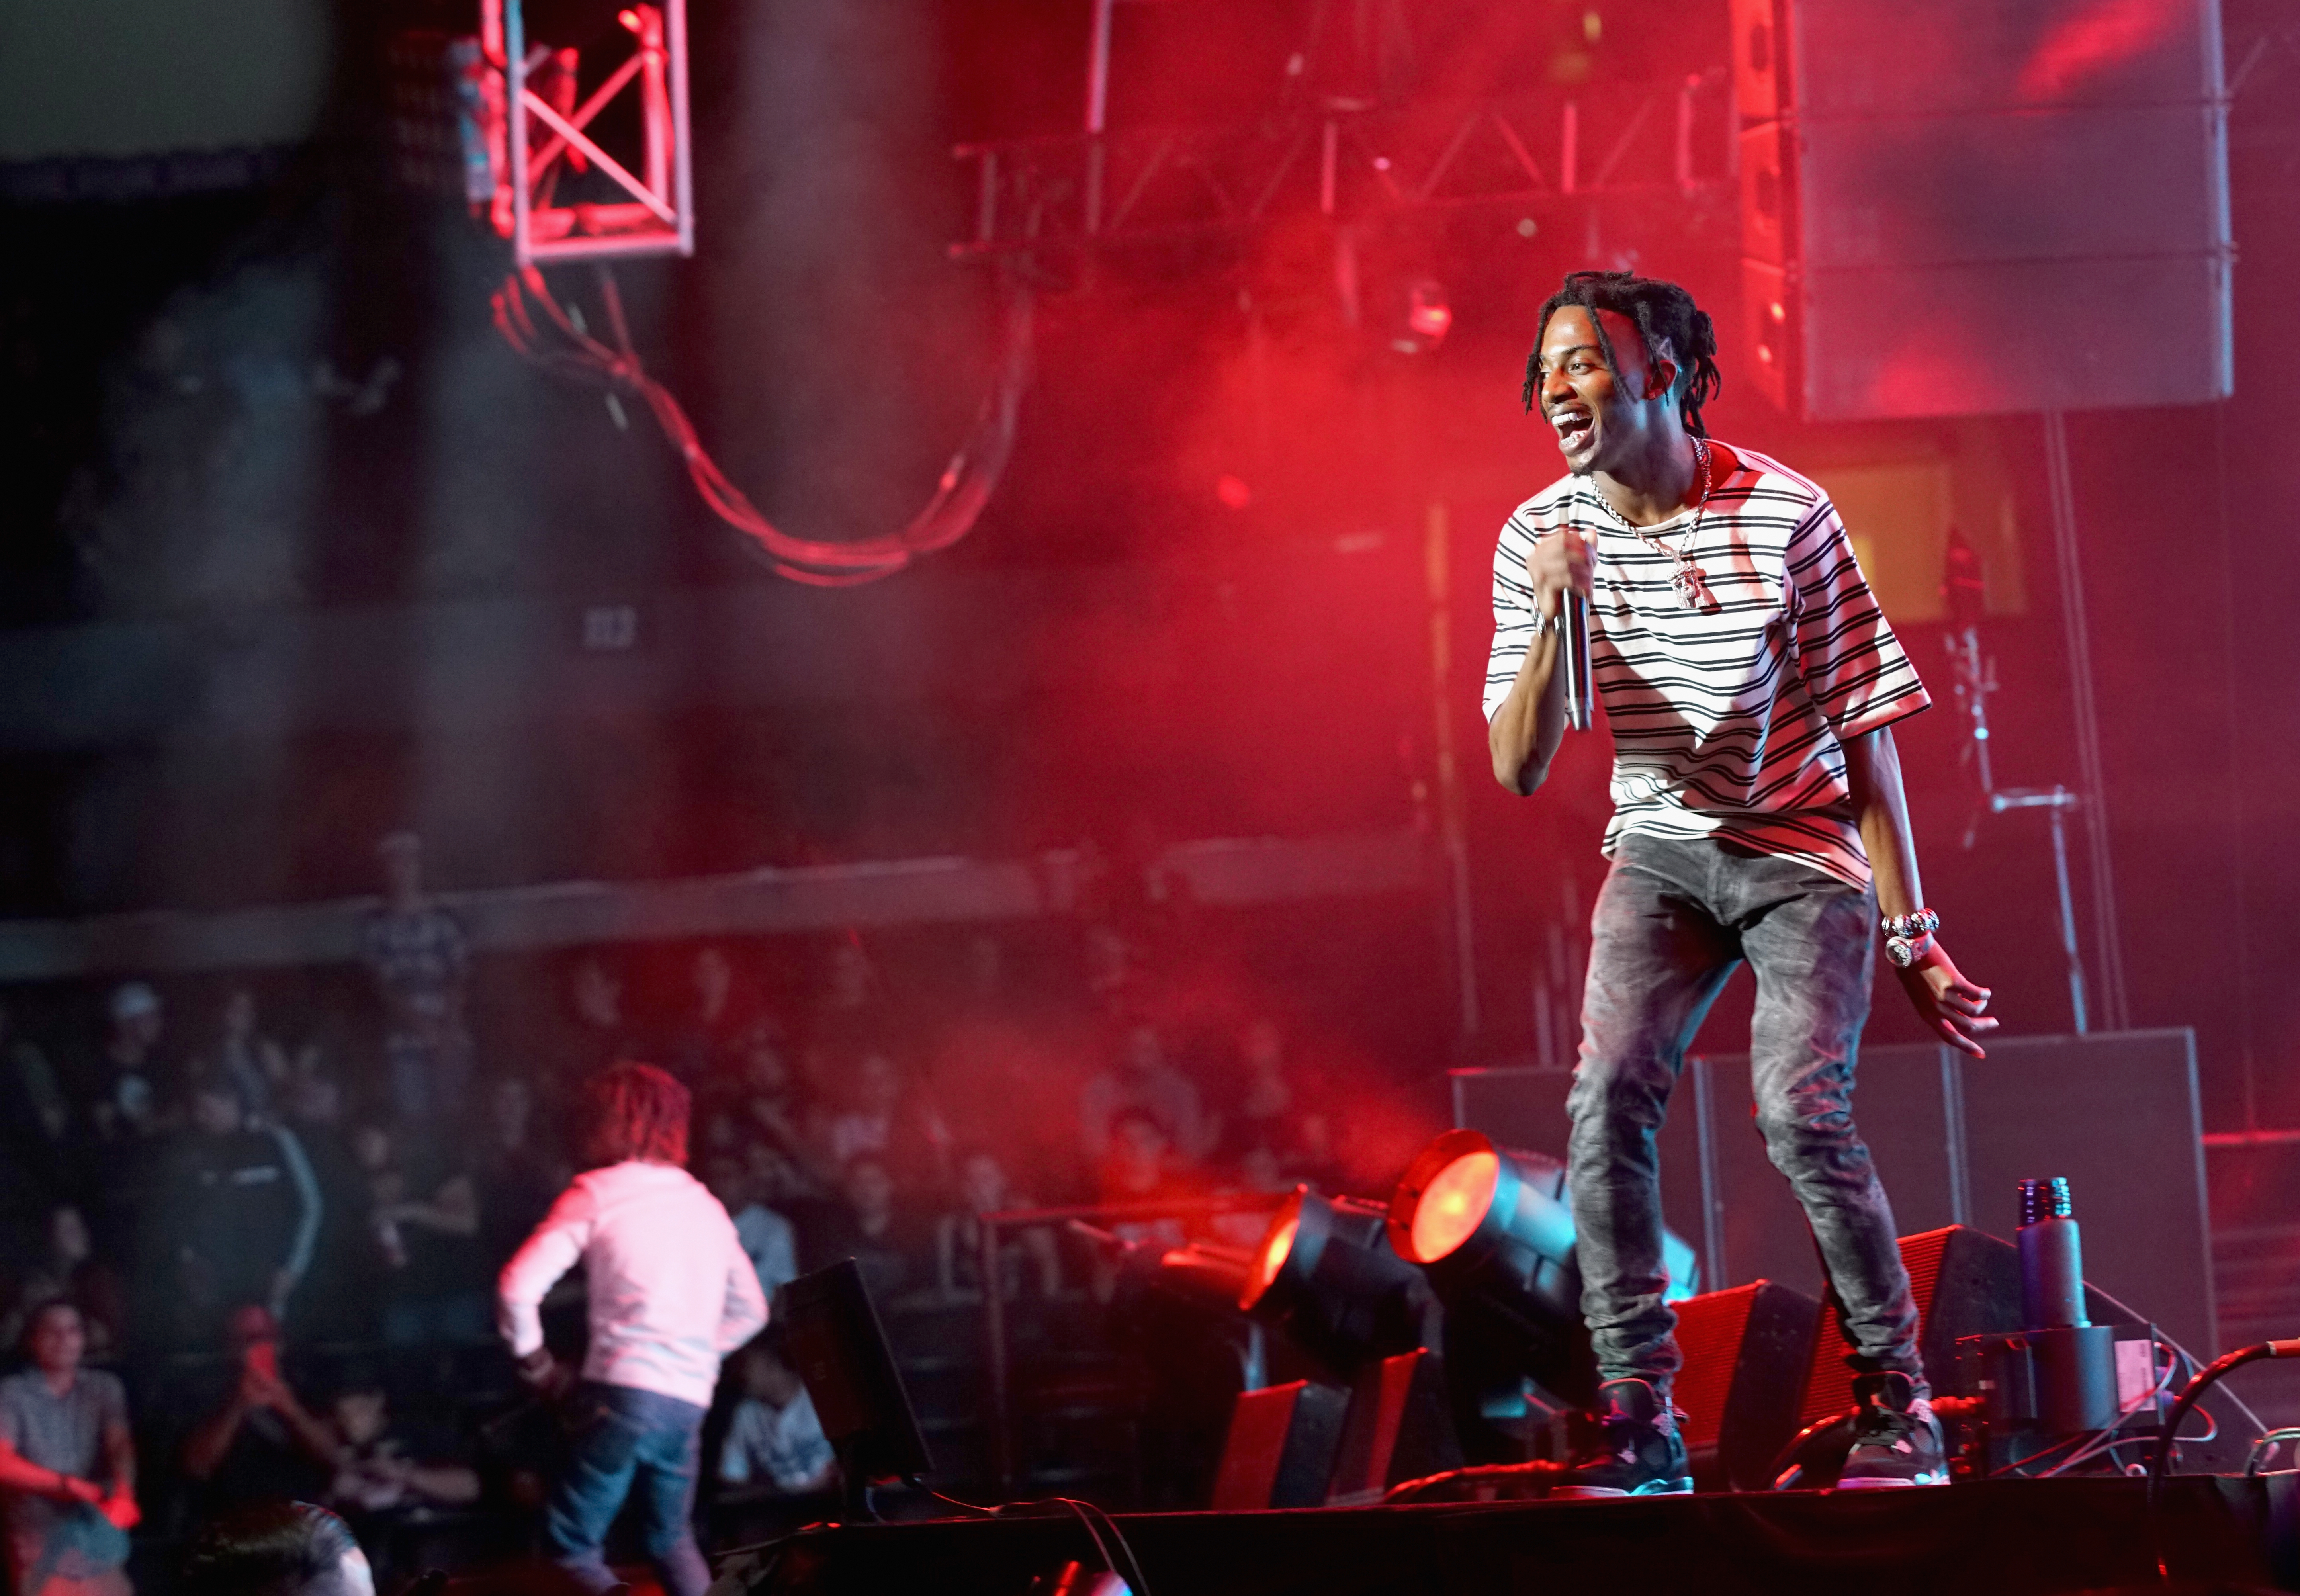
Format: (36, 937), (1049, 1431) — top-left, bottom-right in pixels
(1729, 0), (2231, 419)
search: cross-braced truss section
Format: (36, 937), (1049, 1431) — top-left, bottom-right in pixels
(950, 74), (1735, 260)
(474, 0), (694, 264)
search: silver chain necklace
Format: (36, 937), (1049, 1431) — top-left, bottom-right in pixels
(1586, 436), (1714, 612)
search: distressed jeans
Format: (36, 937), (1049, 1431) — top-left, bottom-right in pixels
(1567, 832), (1924, 1400)
(546, 1382), (712, 1596)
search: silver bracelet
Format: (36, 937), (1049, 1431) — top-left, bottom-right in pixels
(1881, 907), (1940, 941)
(1885, 931), (1936, 969)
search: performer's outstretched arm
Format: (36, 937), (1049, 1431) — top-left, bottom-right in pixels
(1844, 726), (1999, 1058)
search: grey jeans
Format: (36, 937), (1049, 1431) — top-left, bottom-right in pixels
(1567, 831), (1923, 1398)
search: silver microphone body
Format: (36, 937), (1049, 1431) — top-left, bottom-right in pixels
(1561, 592), (1594, 731)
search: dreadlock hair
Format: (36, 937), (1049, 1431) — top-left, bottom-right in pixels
(582, 1060), (691, 1169)
(1522, 270), (1723, 438)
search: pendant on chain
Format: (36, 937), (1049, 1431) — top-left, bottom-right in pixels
(1671, 564), (1711, 610)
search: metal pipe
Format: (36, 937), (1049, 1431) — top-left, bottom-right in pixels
(980, 1214), (1011, 1493)
(1992, 786), (2088, 1033)
(2047, 799), (2088, 1035)
(1083, 0), (1115, 232)
(507, 0), (532, 266)
(668, 0), (695, 256)
(2042, 410), (2130, 1030)
(1674, 77), (1695, 190)
(1085, 0), (1115, 135)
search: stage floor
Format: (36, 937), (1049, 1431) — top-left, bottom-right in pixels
(726, 1476), (2300, 1596)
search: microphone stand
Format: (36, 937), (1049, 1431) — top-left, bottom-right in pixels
(1942, 538), (2091, 1034)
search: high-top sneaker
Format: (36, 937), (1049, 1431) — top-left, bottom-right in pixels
(1551, 1378), (1694, 1498)
(1836, 1370), (1949, 1488)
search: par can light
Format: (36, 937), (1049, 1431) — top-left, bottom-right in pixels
(1385, 1129), (1699, 1338)
(1387, 1129), (1581, 1330)
(1242, 1187), (1430, 1371)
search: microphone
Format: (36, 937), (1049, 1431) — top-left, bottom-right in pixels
(1561, 593), (1594, 731)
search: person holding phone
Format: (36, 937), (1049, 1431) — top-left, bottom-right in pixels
(178, 1306), (338, 1511)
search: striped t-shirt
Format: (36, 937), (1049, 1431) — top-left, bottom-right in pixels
(1482, 443), (1929, 890)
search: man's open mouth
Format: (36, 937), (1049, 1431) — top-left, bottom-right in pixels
(1551, 407), (1594, 452)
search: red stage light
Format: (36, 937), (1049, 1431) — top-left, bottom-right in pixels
(1216, 473), (1253, 509)
(1405, 1146), (1498, 1264)
(1406, 281), (1453, 346)
(1243, 1206), (1301, 1310)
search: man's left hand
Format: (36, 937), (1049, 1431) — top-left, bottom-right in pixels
(516, 1348), (573, 1400)
(1896, 942), (1996, 1058)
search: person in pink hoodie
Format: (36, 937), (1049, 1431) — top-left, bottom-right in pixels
(498, 1062), (768, 1596)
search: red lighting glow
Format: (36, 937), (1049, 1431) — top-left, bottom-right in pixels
(1406, 280), (1454, 347)
(1243, 1213), (1301, 1308)
(1407, 1149), (1498, 1263)
(1407, 299), (1453, 342)
(2018, 0), (2182, 102)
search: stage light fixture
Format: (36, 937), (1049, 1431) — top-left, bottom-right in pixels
(1385, 1129), (1698, 1337)
(1241, 1187), (1432, 1372)
(1405, 281), (1453, 345)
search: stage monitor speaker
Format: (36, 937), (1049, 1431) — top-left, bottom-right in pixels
(1326, 1349), (1463, 1505)
(1730, 0), (2231, 419)
(1672, 1279), (1825, 1491)
(1954, 1030), (2217, 1361)
(1209, 1379), (1349, 1510)
(1799, 1224), (2023, 1426)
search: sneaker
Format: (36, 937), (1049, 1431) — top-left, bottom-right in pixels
(1551, 1378), (1694, 1498)
(1836, 1371), (1949, 1489)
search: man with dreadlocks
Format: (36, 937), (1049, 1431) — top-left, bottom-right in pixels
(1484, 271), (1997, 1495)
(498, 1061), (767, 1596)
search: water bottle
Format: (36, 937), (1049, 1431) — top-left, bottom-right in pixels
(2016, 1176), (2087, 1329)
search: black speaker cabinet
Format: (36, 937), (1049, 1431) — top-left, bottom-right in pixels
(1799, 1224), (2024, 1427)
(1325, 1349), (1463, 1505)
(1209, 1379), (1349, 1510)
(1673, 1280), (1825, 1491)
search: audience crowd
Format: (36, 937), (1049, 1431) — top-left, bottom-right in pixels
(0, 835), (1371, 1593)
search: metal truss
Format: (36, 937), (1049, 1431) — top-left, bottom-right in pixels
(949, 73), (1735, 260)
(476, 0), (695, 265)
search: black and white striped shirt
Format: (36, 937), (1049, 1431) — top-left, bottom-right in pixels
(1482, 443), (1929, 890)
